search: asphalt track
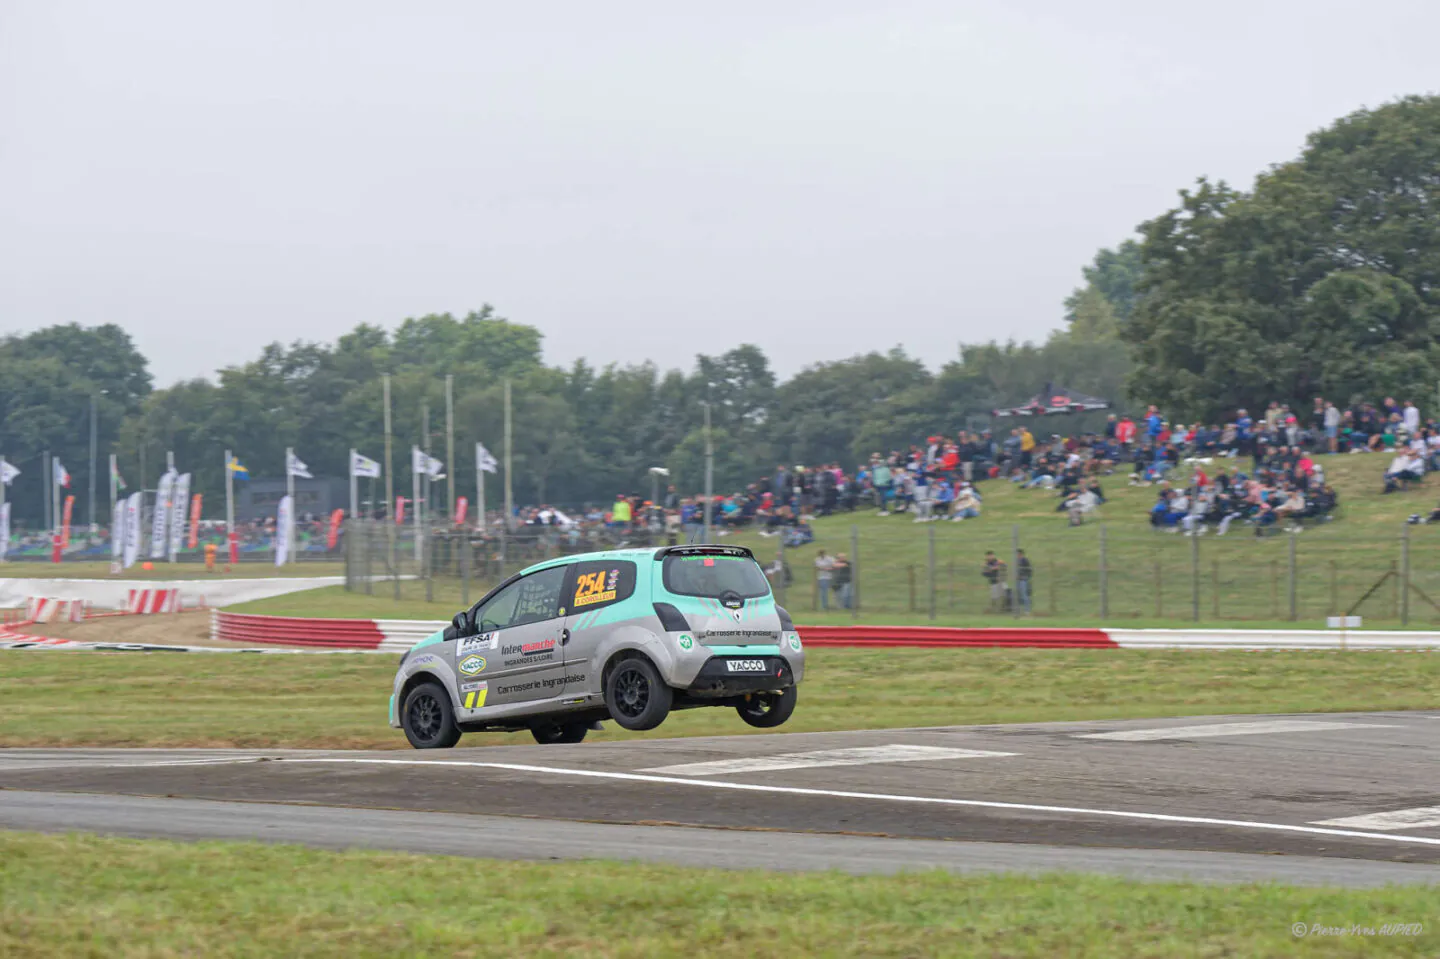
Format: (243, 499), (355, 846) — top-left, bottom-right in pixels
(3, 710), (1439, 887)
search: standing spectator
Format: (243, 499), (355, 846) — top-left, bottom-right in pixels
(1323, 401), (1341, 454)
(814, 549), (835, 610)
(871, 457), (892, 514)
(1404, 400), (1421, 436)
(1015, 549), (1033, 614)
(982, 551), (1007, 612)
(831, 553), (852, 609)
(1115, 415), (1136, 450)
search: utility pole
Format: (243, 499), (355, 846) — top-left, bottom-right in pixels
(445, 374), (455, 522)
(88, 393), (97, 531)
(702, 402), (713, 542)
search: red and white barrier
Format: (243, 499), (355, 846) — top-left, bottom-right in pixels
(204, 611), (1440, 653)
(126, 589), (180, 614)
(24, 597), (89, 624)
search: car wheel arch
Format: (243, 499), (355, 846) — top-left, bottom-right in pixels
(399, 671), (452, 710)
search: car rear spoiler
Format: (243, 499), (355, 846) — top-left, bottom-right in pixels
(652, 544), (756, 561)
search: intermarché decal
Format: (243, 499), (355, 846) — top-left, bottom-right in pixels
(495, 674), (587, 697)
(502, 639), (556, 656)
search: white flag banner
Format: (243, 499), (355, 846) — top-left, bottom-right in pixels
(111, 500), (123, 560)
(275, 494), (293, 566)
(123, 492), (143, 569)
(287, 451), (312, 479)
(149, 470), (176, 559)
(0, 502), (9, 560)
(475, 443), (498, 475)
(0, 461), (19, 485)
(351, 451), (381, 479)
(53, 458), (70, 488)
(168, 473), (191, 561)
(412, 447), (444, 480)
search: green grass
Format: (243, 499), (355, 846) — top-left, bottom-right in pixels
(0, 560), (345, 580)
(1, 832), (1435, 958)
(230, 454), (1440, 629)
(3, 647), (1435, 749)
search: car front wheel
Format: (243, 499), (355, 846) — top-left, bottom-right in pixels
(401, 681), (462, 749)
(736, 686), (798, 728)
(604, 656), (673, 731)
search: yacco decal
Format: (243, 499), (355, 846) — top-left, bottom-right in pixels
(458, 655), (486, 675)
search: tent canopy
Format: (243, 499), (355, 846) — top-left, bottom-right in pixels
(992, 383), (1110, 418)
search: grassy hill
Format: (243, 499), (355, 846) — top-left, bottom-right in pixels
(234, 453), (1440, 629)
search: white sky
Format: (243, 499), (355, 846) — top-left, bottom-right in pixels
(3, 1), (1438, 386)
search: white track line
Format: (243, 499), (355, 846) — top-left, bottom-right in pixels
(1075, 720), (1401, 741)
(100, 756), (1440, 849)
(1312, 807), (1440, 831)
(641, 745), (1016, 776)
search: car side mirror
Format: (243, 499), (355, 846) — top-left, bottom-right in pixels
(450, 611), (471, 637)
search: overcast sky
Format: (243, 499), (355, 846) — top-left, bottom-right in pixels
(3, 1), (1438, 387)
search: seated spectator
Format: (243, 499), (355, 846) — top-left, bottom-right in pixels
(952, 484), (981, 521)
(1384, 451), (1424, 493)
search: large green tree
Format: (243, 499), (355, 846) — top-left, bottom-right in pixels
(1128, 95), (1440, 419)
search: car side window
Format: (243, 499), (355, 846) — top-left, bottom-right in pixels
(473, 565), (568, 632)
(568, 560), (636, 613)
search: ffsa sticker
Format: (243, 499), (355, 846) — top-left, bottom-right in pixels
(458, 631), (498, 656)
(574, 567), (619, 607)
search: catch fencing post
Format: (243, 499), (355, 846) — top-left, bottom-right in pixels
(927, 523), (936, 621)
(1269, 560), (1278, 619)
(1154, 551), (1163, 618)
(1401, 525), (1411, 627)
(850, 524), (860, 618)
(461, 527), (471, 608)
(1010, 524), (1019, 620)
(1211, 559), (1219, 619)
(1287, 530), (1297, 622)
(1190, 524), (1200, 623)
(1098, 523), (1108, 620)
(907, 565), (916, 613)
(364, 520), (374, 596)
(776, 538), (787, 608)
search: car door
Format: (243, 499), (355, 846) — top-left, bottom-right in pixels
(457, 563), (570, 712)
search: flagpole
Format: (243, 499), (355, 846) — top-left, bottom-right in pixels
(349, 449), (358, 520)
(412, 445), (421, 565)
(445, 374), (455, 522)
(52, 454), (61, 563)
(42, 450), (49, 544)
(109, 453), (118, 564)
(285, 446), (295, 566)
(166, 450), (176, 565)
(504, 379), (513, 532)
(224, 449), (234, 567)
(476, 444), (484, 533)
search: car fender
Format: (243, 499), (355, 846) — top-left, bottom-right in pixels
(587, 624), (678, 692)
(390, 653), (459, 726)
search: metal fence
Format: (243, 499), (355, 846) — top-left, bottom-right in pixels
(344, 518), (1440, 628)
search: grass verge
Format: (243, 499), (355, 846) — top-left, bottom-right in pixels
(1, 832), (1435, 958)
(2, 647), (1435, 749)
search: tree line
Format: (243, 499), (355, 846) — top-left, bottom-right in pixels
(2, 94), (1437, 523)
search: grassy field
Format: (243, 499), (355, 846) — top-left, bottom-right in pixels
(2, 647), (1435, 749)
(0, 560), (345, 580)
(2, 832), (1435, 958)
(224, 454), (1440, 629)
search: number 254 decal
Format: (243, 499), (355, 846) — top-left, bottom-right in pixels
(573, 569), (618, 607)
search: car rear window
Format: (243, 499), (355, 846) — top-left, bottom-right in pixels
(663, 553), (770, 599)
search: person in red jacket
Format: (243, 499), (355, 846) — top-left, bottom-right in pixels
(1115, 416), (1137, 448)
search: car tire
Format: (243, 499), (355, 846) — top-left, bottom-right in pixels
(530, 722), (589, 745)
(604, 656), (672, 731)
(736, 686), (798, 728)
(401, 681), (462, 749)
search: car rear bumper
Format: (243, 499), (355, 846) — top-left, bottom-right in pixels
(683, 655), (795, 697)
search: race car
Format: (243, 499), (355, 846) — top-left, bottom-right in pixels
(390, 544), (804, 748)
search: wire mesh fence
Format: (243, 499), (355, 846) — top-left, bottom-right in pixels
(344, 517), (1440, 628)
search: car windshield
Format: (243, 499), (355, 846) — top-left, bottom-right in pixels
(663, 553), (770, 599)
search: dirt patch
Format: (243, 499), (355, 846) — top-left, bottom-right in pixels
(18, 611), (260, 649)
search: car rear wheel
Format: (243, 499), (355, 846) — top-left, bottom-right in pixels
(604, 656), (672, 731)
(736, 686), (797, 728)
(530, 721), (589, 744)
(402, 681), (462, 749)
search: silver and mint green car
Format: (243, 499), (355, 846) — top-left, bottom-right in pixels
(390, 545), (805, 748)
